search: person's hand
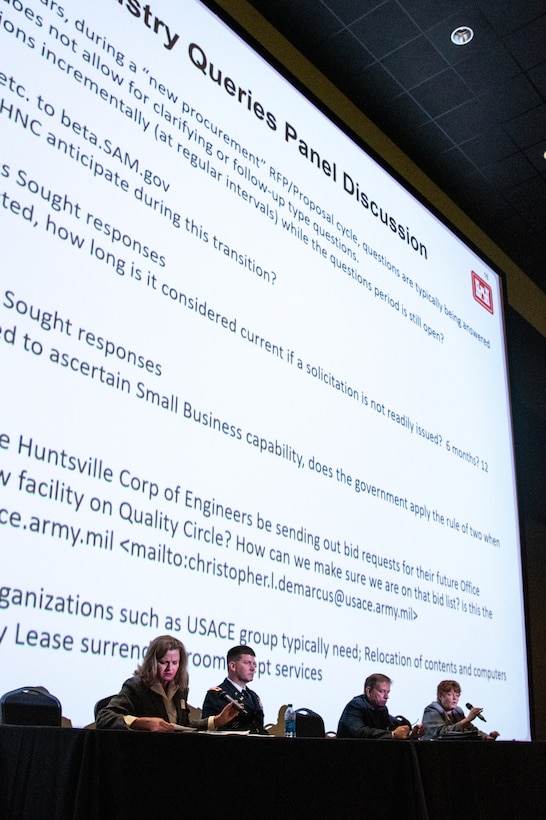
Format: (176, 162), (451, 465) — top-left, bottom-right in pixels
(392, 725), (410, 739)
(487, 731), (500, 740)
(409, 723), (425, 739)
(131, 717), (174, 732)
(213, 702), (240, 729)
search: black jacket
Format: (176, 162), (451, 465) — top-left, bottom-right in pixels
(201, 677), (266, 733)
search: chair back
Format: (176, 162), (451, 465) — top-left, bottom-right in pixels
(295, 707), (325, 737)
(94, 695), (116, 721)
(1, 686), (62, 726)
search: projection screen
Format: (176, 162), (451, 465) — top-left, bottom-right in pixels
(0, 0), (530, 737)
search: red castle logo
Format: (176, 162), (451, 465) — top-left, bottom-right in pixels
(471, 271), (493, 314)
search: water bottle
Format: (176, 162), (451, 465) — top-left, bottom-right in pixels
(284, 704), (296, 737)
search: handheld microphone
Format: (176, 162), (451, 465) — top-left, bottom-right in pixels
(221, 692), (247, 713)
(466, 702), (486, 722)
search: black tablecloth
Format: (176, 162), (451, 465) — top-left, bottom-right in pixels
(1, 726), (545, 820)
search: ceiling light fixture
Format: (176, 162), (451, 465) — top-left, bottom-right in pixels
(451, 26), (474, 46)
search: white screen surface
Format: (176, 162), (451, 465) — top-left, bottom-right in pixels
(0, 0), (530, 737)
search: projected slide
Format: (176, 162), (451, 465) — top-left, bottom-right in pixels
(0, 0), (529, 737)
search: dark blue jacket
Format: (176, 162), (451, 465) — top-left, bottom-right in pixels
(337, 694), (408, 739)
(201, 677), (266, 734)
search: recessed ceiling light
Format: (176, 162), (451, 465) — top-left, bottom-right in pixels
(451, 26), (474, 46)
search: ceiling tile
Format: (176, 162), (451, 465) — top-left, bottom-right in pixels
(488, 74), (543, 121)
(356, 61), (405, 104)
(482, 153), (537, 190)
(435, 97), (494, 143)
(394, 0), (469, 30)
(314, 29), (375, 82)
(476, 0), (545, 37)
(349, 1), (421, 59)
(528, 61), (546, 97)
(455, 41), (521, 94)
(524, 201), (546, 232)
(523, 143), (546, 175)
(321, 0), (387, 26)
(389, 92), (431, 129)
(504, 15), (546, 71)
(411, 120), (455, 162)
(460, 128), (518, 165)
(410, 69), (473, 118)
(453, 177), (516, 224)
(505, 176), (546, 211)
(503, 105), (546, 150)
(491, 213), (536, 242)
(382, 36), (448, 89)
(435, 145), (477, 180)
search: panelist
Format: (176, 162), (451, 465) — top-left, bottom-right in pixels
(96, 634), (237, 732)
(421, 679), (500, 741)
(201, 644), (267, 734)
(337, 673), (424, 739)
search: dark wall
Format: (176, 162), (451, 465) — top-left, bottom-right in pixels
(507, 307), (546, 739)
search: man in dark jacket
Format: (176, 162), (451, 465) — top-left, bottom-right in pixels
(337, 673), (423, 739)
(202, 645), (267, 734)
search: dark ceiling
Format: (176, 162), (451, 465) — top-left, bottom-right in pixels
(244, 0), (546, 295)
